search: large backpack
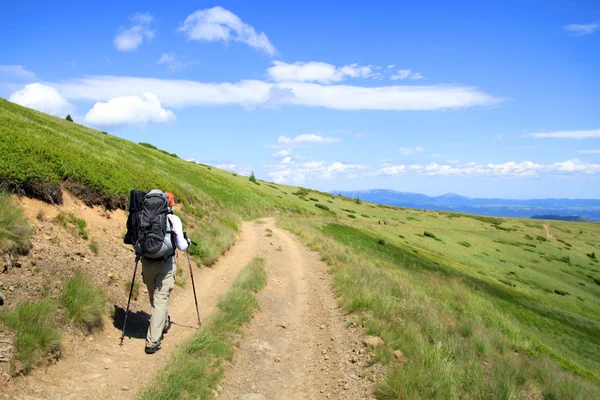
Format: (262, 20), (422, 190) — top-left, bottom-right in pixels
(124, 190), (147, 246)
(125, 189), (176, 259)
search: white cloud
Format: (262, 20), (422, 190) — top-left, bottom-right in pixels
(267, 61), (374, 83)
(179, 6), (276, 56)
(371, 159), (600, 178)
(84, 92), (175, 126)
(157, 53), (187, 73)
(266, 159), (365, 183)
(114, 13), (155, 51)
(398, 146), (425, 156)
(564, 22), (599, 35)
(0, 65), (36, 81)
(277, 134), (340, 146)
(390, 69), (423, 80)
(213, 163), (252, 176)
(270, 149), (292, 158)
(531, 129), (600, 139)
(9, 83), (72, 116)
(578, 149), (600, 154)
(51, 75), (502, 111)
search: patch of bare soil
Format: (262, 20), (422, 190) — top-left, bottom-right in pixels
(217, 219), (383, 400)
(544, 224), (554, 239)
(1, 194), (265, 399)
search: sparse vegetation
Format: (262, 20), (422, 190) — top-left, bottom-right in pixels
(0, 299), (61, 373)
(56, 212), (88, 239)
(0, 191), (32, 254)
(62, 272), (104, 332)
(89, 240), (100, 255)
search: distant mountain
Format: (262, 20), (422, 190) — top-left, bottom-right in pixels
(332, 189), (600, 222)
(531, 215), (590, 222)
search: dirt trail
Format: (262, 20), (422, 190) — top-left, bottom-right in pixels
(4, 221), (261, 400)
(544, 224), (554, 239)
(4, 217), (380, 400)
(218, 219), (380, 400)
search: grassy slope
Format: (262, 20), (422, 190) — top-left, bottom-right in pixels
(2, 99), (600, 398)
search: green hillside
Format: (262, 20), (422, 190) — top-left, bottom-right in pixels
(1, 98), (600, 399)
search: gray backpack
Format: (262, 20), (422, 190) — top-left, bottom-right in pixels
(134, 190), (176, 259)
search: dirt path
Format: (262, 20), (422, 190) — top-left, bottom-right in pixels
(544, 224), (554, 239)
(4, 221), (261, 400)
(218, 219), (380, 400)
(4, 218), (380, 400)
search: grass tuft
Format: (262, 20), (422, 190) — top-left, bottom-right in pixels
(62, 272), (105, 332)
(0, 299), (61, 373)
(0, 191), (32, 254)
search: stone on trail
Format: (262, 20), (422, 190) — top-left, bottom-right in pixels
(363, 336), (385, 349)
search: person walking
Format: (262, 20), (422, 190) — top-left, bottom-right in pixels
(141, 191), (189, 354)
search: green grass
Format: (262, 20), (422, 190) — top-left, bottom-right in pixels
(0, 299), (61, 373)
(61, 272), (105, 332)
(140, 257), (266, 399)
(56, 212), (88, 239)
(3, 99), (600, 396)
(281, 219), (600, 399)
(89, 240), (100, 255)
(0, 190), (32, 254)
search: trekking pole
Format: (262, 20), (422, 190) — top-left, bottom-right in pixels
(120, 255), (141, 346)
(184, 233), (202, 327)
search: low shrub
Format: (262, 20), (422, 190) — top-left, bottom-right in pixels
(315, 203), (330, 211)
(423, 231), (437, 239)
(458, 241), (472, 248)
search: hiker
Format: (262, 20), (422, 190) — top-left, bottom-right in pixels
(139, 191), (190, 354)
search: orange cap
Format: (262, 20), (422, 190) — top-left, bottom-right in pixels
(165, 191), (175, 207)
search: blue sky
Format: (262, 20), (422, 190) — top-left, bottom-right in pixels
(1, 0), (599, 199)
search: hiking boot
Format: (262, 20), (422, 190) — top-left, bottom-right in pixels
(163, 315), (172, 334)
(145, 343), (161, 354)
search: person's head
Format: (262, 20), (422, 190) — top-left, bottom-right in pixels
(165, 191), (175, 207)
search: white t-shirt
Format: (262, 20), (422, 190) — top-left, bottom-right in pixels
(168, 214), (189, 251)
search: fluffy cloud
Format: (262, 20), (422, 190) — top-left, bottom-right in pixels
(157, 53), (187, 73)
(531, 129), (600, 139)
(179, 6), (276, 56)
(0, 65), (36, 81)
(51, 75), (502, 111)
(564, 22), (599, 35)
(114, 13), (155, 51)
(270, 149), (292, 158)
(267, 61), (374, 83)
(9, 83), (72, 116)
(277, 134), (340, 146)
(266, 159), (365, 183)
(84, 92), (175, 126)
(398, 146), (424, 156)
(390, 69), (423, 80)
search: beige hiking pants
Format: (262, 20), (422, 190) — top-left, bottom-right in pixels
(141, 256), (176, 347)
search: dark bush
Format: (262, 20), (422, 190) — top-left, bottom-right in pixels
(315, 203), (330, 211)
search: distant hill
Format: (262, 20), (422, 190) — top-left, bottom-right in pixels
(531, 215), (590, 222)
(333, 189), (600, 222)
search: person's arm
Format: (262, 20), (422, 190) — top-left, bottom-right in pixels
(169, 214), (190, 251)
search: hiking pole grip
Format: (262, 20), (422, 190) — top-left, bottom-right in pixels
(120, 255), (140, 346)
(183, 231), (198, 246)
(186, 251), (202, 327)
